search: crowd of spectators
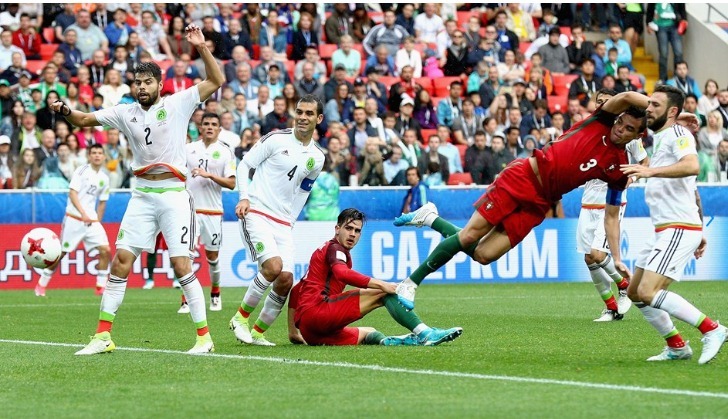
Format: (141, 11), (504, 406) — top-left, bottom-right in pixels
(0, 2), (726, 194)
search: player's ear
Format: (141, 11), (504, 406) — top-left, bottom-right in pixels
(317, 113), (324, 124)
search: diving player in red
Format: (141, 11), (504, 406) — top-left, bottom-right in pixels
(288, 208), (463, 346)
(393, 91), (652, 310)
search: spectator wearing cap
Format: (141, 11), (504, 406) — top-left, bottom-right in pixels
(538, 27), (570, 74)
(291, 12), (319, 61)
(222, 18), (252, 60)
(0, 134), (15, 189)
(437, 81), (464, 129)
(394, 96), (422, 139)
(0, 81), (13, 132)
(510, 79), (533, 115)
(568, 58), (602, 107)
(104, 8), (134, 49)
(264, 64), (286, 99)
(362, 9), (409, 57)
(294, 62), (325, 103)
(324, 3), (353, 46)
(324, 65), (354, 103)
(364, 45), (396, 77)
(294, 45), (328, 83)
(395, 36), (422, 78)
(65, 9), (109, 61)
(344, 77), (377, 120)
(444, 29), (471, 78)
(0, 52), (25, 85)
(331, 35), (361, 78)
(389, 65), (423, 112)
(11, 13), (40, 60)
(505, 4), (536, 42)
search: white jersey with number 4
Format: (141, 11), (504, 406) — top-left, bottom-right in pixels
(645, 124), (701, 230)
(238, 128), (325, 224)
(93, 86), (201, 180)
(581, 138), (647, 207)
(186, 140), (236, 214)
(65, 164), (110, 220)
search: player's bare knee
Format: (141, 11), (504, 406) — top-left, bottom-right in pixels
(457, 228), (481, 248)
(584, 254), (596, 265)
(273, 272), (294, 293)
(170, 257), (191, 278)
(97, 245), (110, 259)
(205, 250), (219, 262)
(472, 248), (494, 265)
(260, 258), (283, 280)
(636, 282), (658, 304)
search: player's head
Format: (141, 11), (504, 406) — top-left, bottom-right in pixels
(610, 106), (646, 145)
(405, 166), (420, 186)
(647, 85), (686, 132)
(133, 62), (163, 107)
(595, 88), (618, 107)
(335, 208), (366, 250)
(87, 143), (105, 167)
(200, 112), (221, 142)
(294, 95), (324, 139)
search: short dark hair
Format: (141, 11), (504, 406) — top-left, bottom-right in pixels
(570, 23), (583, 32)
(87, 143), (104, 153)
(450, 80), (463, 89)
(674, 60), (688, 70)
(474, 130), (487, 137)
(533, 99), (548, 111)
(685, 93), (699, 102)
(597, 88), (618, 97)
(337, 208), (366, 227)
(134, 62), (163, 83)
(297, 94), (324, 116)
(617, 65), (630, 73)
(624, 106), (647, 132)
(405, 166), (420, 179)
(654, 84), (686, 115)
(608, 47), (618, 54)
(506, 126), (520, 135)
(201, 112), (220, 124)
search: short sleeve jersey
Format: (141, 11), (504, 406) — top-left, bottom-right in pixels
(294, 239), (360, 316)
(645, 124), (701, 229)
(186, 140), (236, 214)
(581, 138), (647, 207)
(94, 86), (201, 180)
(65, 164), (110, 220)
(239, 129), (326, 224)
(534, 107), (630, 202)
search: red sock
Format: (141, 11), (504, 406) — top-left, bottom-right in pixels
(96, 320), (113, 334)
(605, 296), (618, 311)
(211, 286), (220, 295)
(253, 324), (265, 333)
(698, 317), (719, 334)
(238, 306), (250, 318)
(615, 278), (629, 290)
(197, 326), (209, 336)
(666, 334), (686, 348)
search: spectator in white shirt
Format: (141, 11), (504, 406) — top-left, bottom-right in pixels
(97, 69), (130, 109)
(414, 4), (444, 44)
(395, 36), (422, 78)
(246, 85), (274, 122)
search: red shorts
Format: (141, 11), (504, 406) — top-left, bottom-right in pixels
(473, 159), (551, 247)
(296, 290), (362, 346)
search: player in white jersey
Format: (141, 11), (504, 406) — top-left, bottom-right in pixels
(576, 88), (650, 322)
(50, 24), (224, 355)
(229, 95), (326, 346)
(621, 85), (727, 364)
(34, 144), (111, 297)
(176, 112), (236, 314)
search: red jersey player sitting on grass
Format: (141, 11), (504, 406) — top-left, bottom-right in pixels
(288, 208), (462, 346)
(393, 91), (654, 310)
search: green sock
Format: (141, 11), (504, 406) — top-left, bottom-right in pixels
(146, 252), (157, 282)
(383, 295), (423, 331)
(430, 217), (477, 258)
(409, 234), (466, 285)
(363, 330), (386, 345)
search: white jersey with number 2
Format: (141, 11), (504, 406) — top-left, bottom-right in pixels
(65, 164), (110, 220)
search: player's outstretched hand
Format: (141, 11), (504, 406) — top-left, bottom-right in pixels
(614, 260), (632, 281)
(694, 237), (707, 259)
(235, 199), (250, 219)
(376, 280), (397, 294)
(50, 100), (67, 115)
(620, 164), (653, 179)
(185, 24), (206, 48)
(676, 112), (700, 135)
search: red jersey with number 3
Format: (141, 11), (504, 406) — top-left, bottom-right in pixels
(534, 108), (630, 202)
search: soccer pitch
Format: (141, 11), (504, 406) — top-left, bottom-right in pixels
(1, 282), (727, 418)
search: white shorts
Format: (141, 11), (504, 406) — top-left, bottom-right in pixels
(635, 228), (702, 282)
(196, 213), (223, 251)
(116, 178), (196, 258)
(60, 216), (109, 252)
(239, 210), (294, 273)
(576, 205), (625, 254)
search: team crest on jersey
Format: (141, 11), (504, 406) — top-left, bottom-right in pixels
(156, 109), (167, 121)
(255, 242), (265, 253)
(306, 157), (315, 170)
(117, 230), (124, 240)
(212, 151), (221, 159)
(99, 180), (105, 187)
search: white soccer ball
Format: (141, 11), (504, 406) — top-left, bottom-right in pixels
(20, 228), (62, 269)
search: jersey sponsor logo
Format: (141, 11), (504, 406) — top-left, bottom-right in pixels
(306, 157), (315, 170)
(282, 150), (289, 156)
(130, 117), (137, 123)
(156, 109), (167, 121)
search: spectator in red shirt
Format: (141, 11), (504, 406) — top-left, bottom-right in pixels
(161, 60), (194, 96)
(12, 14), (41, 60)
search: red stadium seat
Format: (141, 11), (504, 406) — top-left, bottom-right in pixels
(519, 42), (531, 55)
(433, 77), (461, 97)
(284, 60), (295, 81)
(552, 73), (577, 96)
(40, 44), (57, 60)
(157, 60), (174, 75)
(415, 77), (433, 95)
(548, 95), (569, 114)
(351, 44), (365, 56)
(25, 60), (46, 76)
(378, 76), (399, 89)
(251, 44), (260, 60)
(248, 60), (261, 69)
(370, 12), (384, 24)
(431, 96), (445, 108)
(319, 43), (337, 60)
(629, 74), (643, 89)
(455, 144), (468, 167)
(42, 27), (55, 44)
(420, 129), (438, 143)
(456, 11), (480, 27)
(448, 172), (473, 186)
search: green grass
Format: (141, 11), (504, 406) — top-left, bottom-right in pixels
(1, 282), (727, 418)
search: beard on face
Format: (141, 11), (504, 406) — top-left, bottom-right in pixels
(137, 90), (157, 106)
(648, 110), (669, 131)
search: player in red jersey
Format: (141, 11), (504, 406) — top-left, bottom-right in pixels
(392, 91), (652, 310)
(288, 208), (463, 346)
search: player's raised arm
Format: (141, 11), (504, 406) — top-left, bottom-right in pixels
(186, 24), (224, 101)
(601, 91), (649, 115)
(49, 100), (101, 128)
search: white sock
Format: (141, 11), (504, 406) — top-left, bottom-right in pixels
(587, 262), (612, 297)
(598, 254), (624, 283)
(178, 272), (206, 325)
(255, 290), (286, 332)
(96, 268), (109, 288)
(635, 302), (676, 336)
(651, 290), (704, 327)
(403, 277), (417, 287)
(38, 267), (55, 287)
(241, 273), (272, 313)
(207, 257), (221, 287)
(413, 323), (429, 335)
(100, 275), (128, 316)
(423, 213), (438, 227)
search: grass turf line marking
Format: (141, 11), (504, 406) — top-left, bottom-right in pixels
(1, 338), (727, 400)
(0, 302), (174, 308)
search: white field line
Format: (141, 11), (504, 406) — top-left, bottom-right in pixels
(0, 302), (173, 308)
(1, 338), (727, 400)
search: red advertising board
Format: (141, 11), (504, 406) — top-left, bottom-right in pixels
(0, 224), (210, 290)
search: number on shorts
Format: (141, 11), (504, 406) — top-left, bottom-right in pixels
(287, 165), (298, 181)
(211, 233), (219, 246)
(198, 159), (208, 171)
(648, 248), (662, 264)
(181, 226), (189, 244)
(579, 158), (597, 172)
(144, 127), (152, 145)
